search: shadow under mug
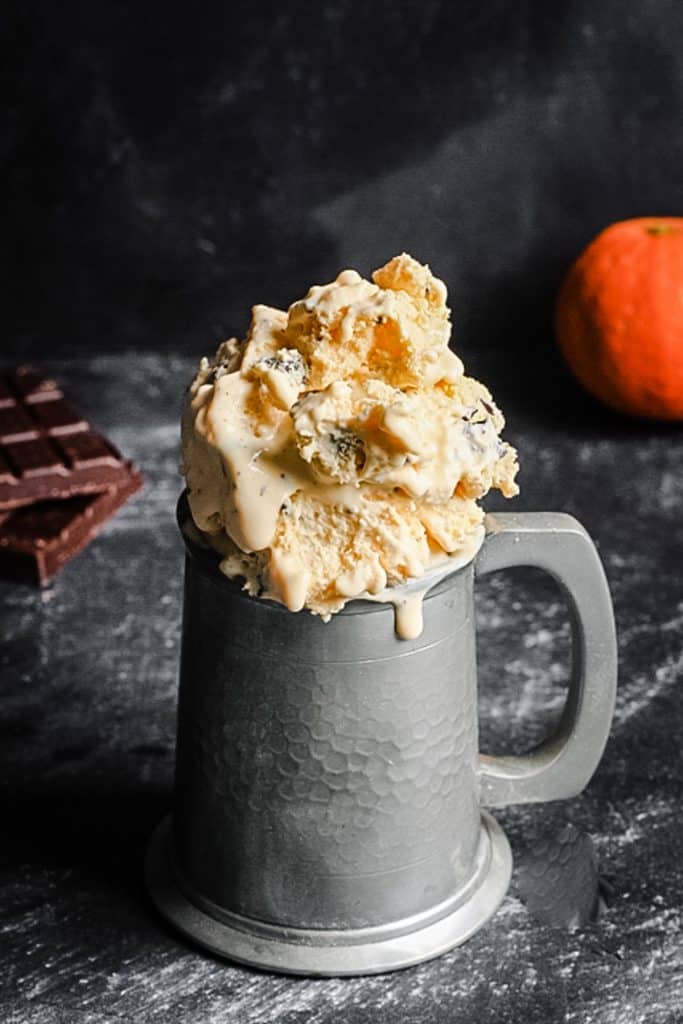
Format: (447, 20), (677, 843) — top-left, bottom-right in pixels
(146, 493), (617, 975)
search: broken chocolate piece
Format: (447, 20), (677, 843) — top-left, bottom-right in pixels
(0, 366), (138, 509)
(0, 470), (143, 585)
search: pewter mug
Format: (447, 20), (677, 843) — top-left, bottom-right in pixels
(146, 494), (617, 975)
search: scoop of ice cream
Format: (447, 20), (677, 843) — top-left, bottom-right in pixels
(291, 375), (518, 502)
(182, 253), (519, 619)
(286, 255), (462, 390)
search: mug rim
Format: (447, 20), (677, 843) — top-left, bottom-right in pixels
(177, 490), (476, 617)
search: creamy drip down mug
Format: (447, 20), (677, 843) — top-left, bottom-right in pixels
(145, 493), (617, 976)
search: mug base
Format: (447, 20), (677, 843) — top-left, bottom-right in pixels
(145, 812), (512, 976)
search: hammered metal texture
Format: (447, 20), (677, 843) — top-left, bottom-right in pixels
(174, 541), (481, 930)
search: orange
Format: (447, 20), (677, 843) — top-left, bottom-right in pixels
(555, 217), (683, 419)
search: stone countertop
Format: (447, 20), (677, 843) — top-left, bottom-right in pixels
(1, 355), (681, 1024)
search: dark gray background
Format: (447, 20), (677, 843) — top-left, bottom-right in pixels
(4, 0), (683, 414)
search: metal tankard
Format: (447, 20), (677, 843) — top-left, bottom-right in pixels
(146, 495), (617, 975)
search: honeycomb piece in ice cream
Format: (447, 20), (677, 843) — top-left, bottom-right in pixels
(372, 251), (449, 318)
(284, 254), (463, 390)
(239, 305), (288, 372)
(416, 494), (485, 554)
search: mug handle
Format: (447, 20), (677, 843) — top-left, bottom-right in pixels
(474, 512), (617, 807)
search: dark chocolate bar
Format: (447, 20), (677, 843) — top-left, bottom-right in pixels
(0, 366), (137, 510)
(0, 470), (143, 585)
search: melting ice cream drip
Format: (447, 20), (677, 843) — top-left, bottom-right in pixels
(362, 527), (484, 639)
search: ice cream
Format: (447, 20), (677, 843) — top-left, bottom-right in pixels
(181, 254), (519, 631)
